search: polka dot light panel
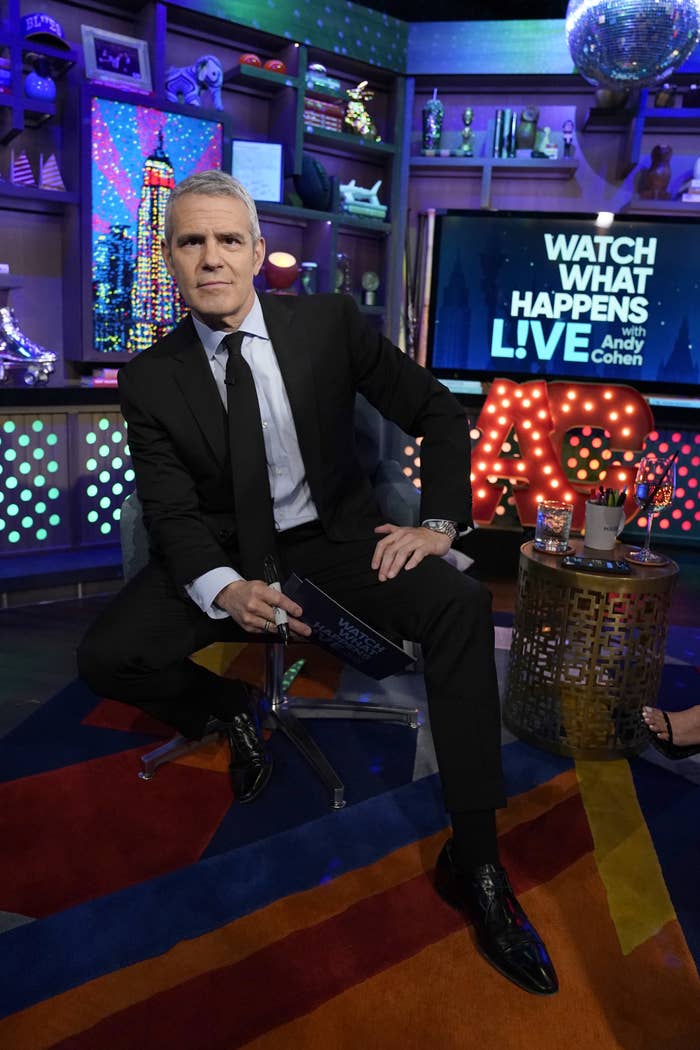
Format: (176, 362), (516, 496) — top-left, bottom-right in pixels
(0, 415), (71, 552)
(635, 429), (700, 542)
(76, 413), (133, 545)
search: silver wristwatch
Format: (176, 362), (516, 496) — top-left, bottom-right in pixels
(421, 518), (458, 543)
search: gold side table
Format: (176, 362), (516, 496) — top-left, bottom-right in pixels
(503, 540), (678, 759)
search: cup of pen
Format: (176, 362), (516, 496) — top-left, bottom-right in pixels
(584, 501), (625, 550)
(534, 499), (573, 554)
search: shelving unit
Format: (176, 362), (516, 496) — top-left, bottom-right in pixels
(619, 87), (700, 177)
(0, 0), (77, 145)
(410, 154), (578, 208)
(0, 0), (407, 378)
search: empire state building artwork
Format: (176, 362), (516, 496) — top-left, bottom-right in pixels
(127, 132), (184, 354)
(90, 97), (223, 357)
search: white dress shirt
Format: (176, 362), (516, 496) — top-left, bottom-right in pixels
(185, 297), (318, 618)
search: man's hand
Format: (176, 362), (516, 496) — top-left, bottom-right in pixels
(214, 580), (312, 637)
(372, 523), (451, 582)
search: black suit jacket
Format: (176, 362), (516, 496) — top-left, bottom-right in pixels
(118, 293), (471, 586)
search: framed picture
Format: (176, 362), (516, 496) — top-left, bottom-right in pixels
(232, 140), (284, 203)
(84, 93), (225, 360)
(81, 25), (152, 93)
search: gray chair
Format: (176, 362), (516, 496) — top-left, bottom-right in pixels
(119, 403), (427, 808)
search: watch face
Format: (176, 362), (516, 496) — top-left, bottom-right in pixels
(361, 270), (379, 291)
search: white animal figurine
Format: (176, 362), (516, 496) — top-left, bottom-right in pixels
(165, 54), (224, 110)
(339, 178), (383, 207)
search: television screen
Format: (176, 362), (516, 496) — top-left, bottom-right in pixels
(427, 210), (700, 394)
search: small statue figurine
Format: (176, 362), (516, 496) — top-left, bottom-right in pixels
(344, 80), (380, 142)
(638, 144), (672, 199)
(515, 106), (539, 151)
(459, 107), (474, 157)
(531, 125), (553, 158)
(421, 88), (444, 154)
(562, 118), (575, 158)
(654, 82), (676, 108)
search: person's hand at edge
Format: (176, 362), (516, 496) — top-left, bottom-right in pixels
(371, 523), (451, 582)
(215, 580), (312, 637)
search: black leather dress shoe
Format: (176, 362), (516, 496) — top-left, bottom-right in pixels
(435, 838), (558, 995)
(224, 708), (273, 804)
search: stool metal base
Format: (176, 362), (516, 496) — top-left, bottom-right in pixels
(138, 726), (221, 780)
(138, 642), (420, 808)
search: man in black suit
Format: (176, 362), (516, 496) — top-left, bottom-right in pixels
(78, 170), (557, 996)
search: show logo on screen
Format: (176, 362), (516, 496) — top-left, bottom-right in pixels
(428, 212), (700, 392)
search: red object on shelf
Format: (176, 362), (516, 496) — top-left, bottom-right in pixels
(264, 251), (300, 291)
(240, 53), (262, 67)
(264, 59), (286, 74)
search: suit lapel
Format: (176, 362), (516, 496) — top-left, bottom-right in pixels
(259, 293), (323, 499)
(171, 315), (228, 464)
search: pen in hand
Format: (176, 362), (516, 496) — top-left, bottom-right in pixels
(263, 554), (289, 644)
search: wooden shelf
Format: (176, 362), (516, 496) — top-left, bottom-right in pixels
(490, 157), (578, 176)
(622, 198), (700, 215)
(257, 201), (334, 224)
(410, 155), (577, 174)
(640, 106), (700, 130)
(257, 201), (390, 233)
(338, 212), (390, 233)
(0, 183), (78, 209)
(224, 63), (298, 93)
(303, 125), (395, 156)
(410, 155), (484, 171)
(410, 154), (578, 207)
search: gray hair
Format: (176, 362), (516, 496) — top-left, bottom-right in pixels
(163, 170), (261, 245)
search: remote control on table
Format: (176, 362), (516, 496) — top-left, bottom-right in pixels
(560, 556), (632, 574)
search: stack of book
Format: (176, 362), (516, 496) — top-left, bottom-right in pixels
(303, 95), (344, 133)
(492, 109), (518, 159)
(304, 68), (345, 134)
(682, 178), (700, 203)
(341, 199), (387, 220)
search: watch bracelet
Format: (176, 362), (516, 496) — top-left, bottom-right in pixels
(421, 518), (458, 542)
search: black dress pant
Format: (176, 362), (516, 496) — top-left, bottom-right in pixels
(78, 525), (505, 812)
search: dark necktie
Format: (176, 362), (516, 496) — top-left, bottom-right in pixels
(223, 332), (277, 580)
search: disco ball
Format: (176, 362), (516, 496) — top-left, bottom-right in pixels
(566, 0), (700, 89)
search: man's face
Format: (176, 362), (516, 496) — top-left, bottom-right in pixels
(162, 193), (265, 330)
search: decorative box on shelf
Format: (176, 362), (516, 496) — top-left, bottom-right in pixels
(305, 65), (342, 98)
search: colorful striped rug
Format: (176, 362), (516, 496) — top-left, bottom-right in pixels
(1, 635), (699, 1049)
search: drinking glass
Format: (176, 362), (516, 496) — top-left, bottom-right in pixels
(534, 500), (573, 554)
(627, 453), (676, 564)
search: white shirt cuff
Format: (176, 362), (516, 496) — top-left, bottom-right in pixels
(185, 567), (243, 619)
